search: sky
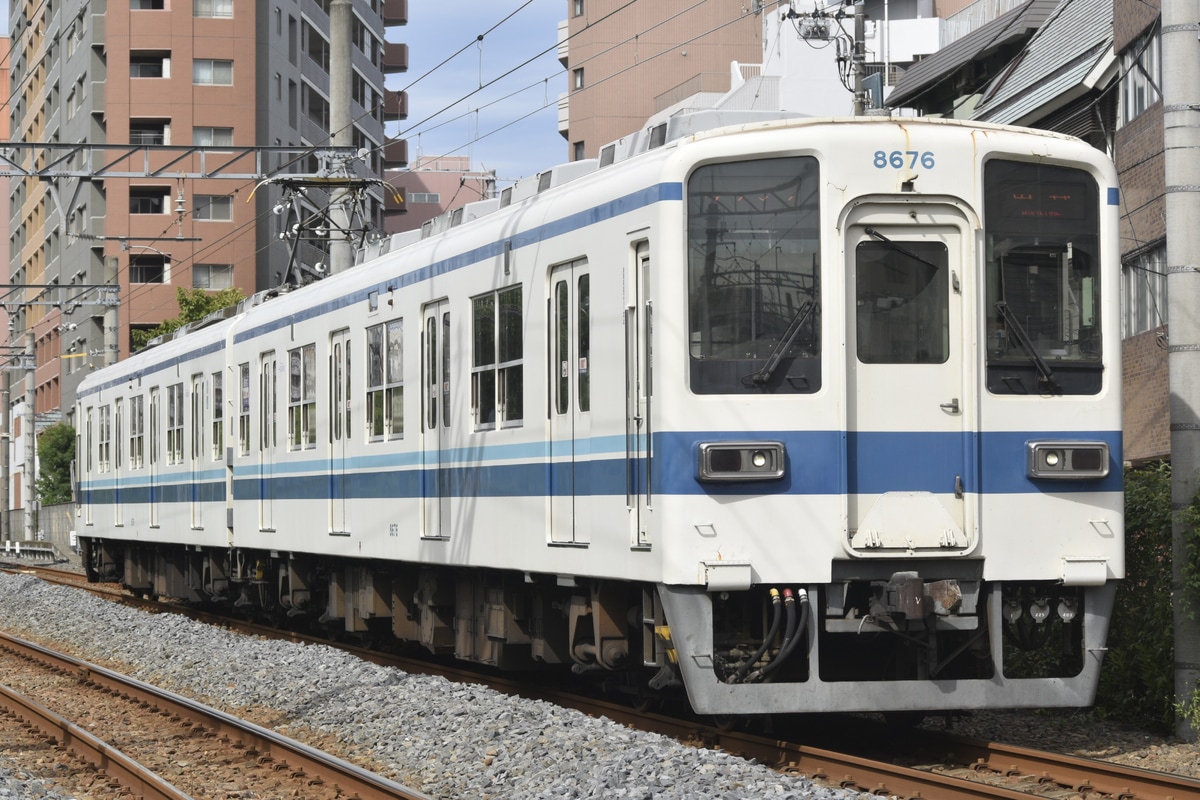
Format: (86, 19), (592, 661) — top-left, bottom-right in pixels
(0, 2), (568, 185)
(388, 2), (569, 184)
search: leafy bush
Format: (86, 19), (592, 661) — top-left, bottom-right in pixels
(1095, 463), (1175, 732)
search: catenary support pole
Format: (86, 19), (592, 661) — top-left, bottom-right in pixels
(329, 0), (354, 275)
(1163, 1), (1200, 743)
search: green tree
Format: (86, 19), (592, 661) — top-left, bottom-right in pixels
(34, 422), (76, 506)
(131, 286), (245, 351)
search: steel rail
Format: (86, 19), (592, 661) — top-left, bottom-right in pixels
(0, 631), (434, 800)
(0, 682), (194, 800)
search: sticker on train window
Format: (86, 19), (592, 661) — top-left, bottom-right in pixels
(874, 150), (936, 169)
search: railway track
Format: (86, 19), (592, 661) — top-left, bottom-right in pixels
(5, 562), (1198, 800)
(0, 629), (432, 800)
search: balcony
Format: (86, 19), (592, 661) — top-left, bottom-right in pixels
(383, 89), (407, 122)
(382, 139), (407, 170)
(382, 0), (406, 26)
(382, 41), (408, 75)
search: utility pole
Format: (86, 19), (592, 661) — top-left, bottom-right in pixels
(104, 257), (119, 367)
(1163, 2), (1200, 743)
(852, 2), (866, 116)
(328, 0), (354, 275)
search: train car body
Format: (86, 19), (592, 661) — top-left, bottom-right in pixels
(77, 115), (1123, 716)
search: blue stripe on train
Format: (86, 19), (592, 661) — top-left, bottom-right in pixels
(81, 429), (1122, 504)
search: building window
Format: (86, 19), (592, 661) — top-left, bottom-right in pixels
(573, 68), (584, 90)
(574, 0), (584, 15)
(367, 319), (404, 441)
(408, 192), (440, 204)
(130, 186), (169, 214)
(305, 22), (331, 72)
(1119, 28), (1161, 127)
(194, 0), (233, 17)
(130, 51), (170, 78)
(573, 141), (585, 161)
(167, 383), (185, 464)
(131, 254), (169, 284)
(193, 263), (234, 289)
(1123, 245), (1168, 337)
(288, 344), (317, 450)
(130, 119), (169, 145)
(132, 0), (164, 8)
(194, 195), (234, 221)
(471, 286), (523, 430)
(194, 59), (233, 85)
(194, 126), (233, 146)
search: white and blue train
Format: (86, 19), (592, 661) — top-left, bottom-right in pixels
(76, 114), (1123, 716)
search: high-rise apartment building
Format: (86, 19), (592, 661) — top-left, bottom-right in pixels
(7, 0), (408, 433)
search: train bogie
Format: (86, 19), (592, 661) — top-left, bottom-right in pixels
(78, 115), (1123, 716)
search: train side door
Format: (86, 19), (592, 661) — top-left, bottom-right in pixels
(626, 242), (652, 548)
(844, 210), (974, 554)
(549, 260), (592, 545)
(190, 374), (204, 528)
(421, 300), (451, 539)
(259, 352), (277, 531)
(329, 328), (351, 535)
(148, 389), (159, 527)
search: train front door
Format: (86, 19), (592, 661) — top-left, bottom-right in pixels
(421, 300), (451, 539)
(844, 207), (974, 555)
(549, 260), (592, 545)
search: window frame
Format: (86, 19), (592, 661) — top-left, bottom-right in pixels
(471, 285), (523, 431)
(288, 344), (318, 450)
(193, 58), (234, 86)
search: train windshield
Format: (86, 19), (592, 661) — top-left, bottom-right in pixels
(984, 160), (1102, 395)
(687, 157), (821, 394)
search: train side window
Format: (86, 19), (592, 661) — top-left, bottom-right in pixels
(367, 319), (404, 440)
(442, 311), (451, 429)
(238, 363), (250, 455)
(191, 374), (205, 464)
(578, 274), (590, 412)
(114, 399), (124, 470)
(288, 343), (317, 450)
(130, 395), (144, 469)
(85, 406), (94, 473)
(212, 371), (224, 460)
(167, 383), (184, 464)
(149, 389), (160, 466)
(260, 353), (277, 452)
(472, 286), (523, 430)
(98, 405), (111, 473)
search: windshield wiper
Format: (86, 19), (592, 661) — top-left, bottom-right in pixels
(864, 227), (943, 273)
(995, 301), (1060, 391)
(747, 300), (816, 386)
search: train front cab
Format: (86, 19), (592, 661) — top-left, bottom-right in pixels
(653, 129), (1122, 716)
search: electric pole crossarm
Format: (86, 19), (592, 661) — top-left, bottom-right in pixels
(0, 143), (362, 180)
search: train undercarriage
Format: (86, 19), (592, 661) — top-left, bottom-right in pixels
(80, 538), (1112, 715)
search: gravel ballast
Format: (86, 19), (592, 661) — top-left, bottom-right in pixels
(0, 572), (867, 800)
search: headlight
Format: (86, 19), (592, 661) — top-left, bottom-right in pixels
(697, 441), (785, 482)
(1025, 440), (1109, 479)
